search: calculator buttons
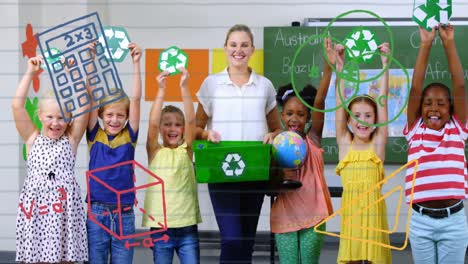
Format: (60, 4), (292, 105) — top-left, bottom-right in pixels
(74, 81), (86, 92)
(60, 86), (72, 98)
(84, 61), (97, 75)
(56, 73), (68, 86)
(79, 48), (92, 63)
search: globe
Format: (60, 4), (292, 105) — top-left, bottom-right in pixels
(272, 131), (307, 168)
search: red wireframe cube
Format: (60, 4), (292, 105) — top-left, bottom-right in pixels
(86, 160), (167, 243)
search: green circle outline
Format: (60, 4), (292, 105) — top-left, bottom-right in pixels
(337, 52), (410, 127)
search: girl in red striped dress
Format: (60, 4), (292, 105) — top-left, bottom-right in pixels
(404, 24), (468, 264)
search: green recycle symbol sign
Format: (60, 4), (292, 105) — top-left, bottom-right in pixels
(413, 0), (452, 31)
(221, 153), (245, 177)
(98, 26), (131, 63)
(41, 47), (64, 71)
(344, 27), (380, 64)
(158, 46), (188, 76)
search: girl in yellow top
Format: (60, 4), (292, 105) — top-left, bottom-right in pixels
(143, 68), (201, 264)
(334, 43), (391, 264)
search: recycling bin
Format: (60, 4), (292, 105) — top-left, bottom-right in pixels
(193, 140), (271, 183)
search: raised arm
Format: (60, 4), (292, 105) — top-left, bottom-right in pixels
(66, 57), (90, 153)
(374, 42), (390, 161)
(87, 41), (99, 131)
(309, 37), (334, 143)
(334, 44), (351, 148)
(147, 71), (168, 163)
(179, 67), (196, 148)
(128, 43), (142, 131)
(439, 24), (467, 124)
(407, 26), (436, 128)
(12, 57), (42, 144)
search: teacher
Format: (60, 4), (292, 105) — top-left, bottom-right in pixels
(195, 24), (282, 263)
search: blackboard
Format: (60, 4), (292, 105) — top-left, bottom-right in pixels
(264, 19), (468, 164)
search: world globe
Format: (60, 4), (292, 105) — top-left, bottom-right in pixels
(272, 131), (307, 169)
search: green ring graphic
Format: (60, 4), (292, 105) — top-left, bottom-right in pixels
(337, 52), (410, 127)
(323, 9), (395, 84)
(290, 33), (361, 113)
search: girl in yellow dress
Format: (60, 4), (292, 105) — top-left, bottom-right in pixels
(334, 43), (392, 264)
(143, 68), (202, 263)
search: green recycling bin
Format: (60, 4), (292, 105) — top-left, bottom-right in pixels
(193, 140), (271, 183)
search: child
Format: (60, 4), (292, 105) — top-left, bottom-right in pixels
(334, 42), (392, 263)
(143, 68), (202, 263)
(86, 42), (142, 263)
(13, 56), (89, 263)
(270, 37), (335, 263)
(405, 24), (468, 264)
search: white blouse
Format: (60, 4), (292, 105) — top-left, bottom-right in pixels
(196, 68), (277, 141)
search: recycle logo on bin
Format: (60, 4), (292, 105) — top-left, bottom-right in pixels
(158, 46), (188, 76)
(98, 26), (131, 63)
(412, 0), (452, 31)
(221, 153), (246, 177)
(344, 27), (380, 64)
(41, 47), (64, 71)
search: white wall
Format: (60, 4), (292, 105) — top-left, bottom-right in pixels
(3, 0), (468, 251)
(1, 0), (20, 252)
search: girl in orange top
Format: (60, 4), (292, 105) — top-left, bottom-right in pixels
(270, 38), (335, 263)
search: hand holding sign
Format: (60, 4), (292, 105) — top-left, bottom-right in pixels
(438, 22), (454, 44)
(27, 56), (44, 74)
(129, 43), (142, 64)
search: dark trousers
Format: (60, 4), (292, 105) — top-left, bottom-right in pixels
(208, 182), (265, 264)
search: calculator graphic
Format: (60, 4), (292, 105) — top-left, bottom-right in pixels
(36, 12), (124, 121)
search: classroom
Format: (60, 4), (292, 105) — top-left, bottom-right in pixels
(3, 0), (468, 263)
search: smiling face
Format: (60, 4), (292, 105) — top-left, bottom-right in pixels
(161, 112), (185, 148)
(38, 100), (69, 140)
(224, 30), (255, 68)
(348, 101), (376, 141)
(421, 85), (451, 130)
(281, 97), (309, 134)
(100, 102), (128, 136)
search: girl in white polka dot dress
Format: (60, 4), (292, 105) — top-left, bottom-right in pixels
(13, 56), (89, 263)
